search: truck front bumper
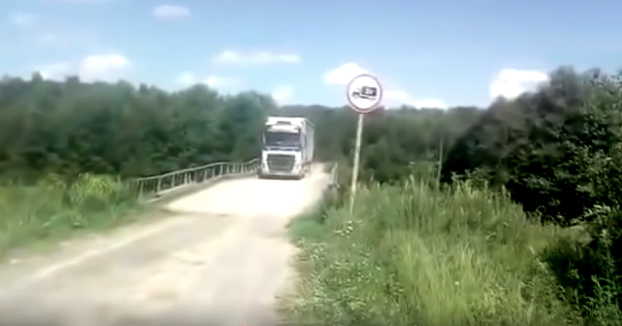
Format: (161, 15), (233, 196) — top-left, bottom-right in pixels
(258, 167), (304, 179)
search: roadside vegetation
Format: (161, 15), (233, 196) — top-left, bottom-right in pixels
(0, 174), (136, 257)
(0, 73), (473, 256)
(288, 180), (583, 326)
(287, 66), (622, 326)
(3, 66), (621, 325)
(0, 74), (277, 256)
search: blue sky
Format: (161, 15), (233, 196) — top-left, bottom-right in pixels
(2, 0), (622, 108)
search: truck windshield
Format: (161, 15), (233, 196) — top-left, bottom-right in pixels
(264, 131), (300, 148)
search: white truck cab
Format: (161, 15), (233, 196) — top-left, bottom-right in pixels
(258, 116), (315, 179)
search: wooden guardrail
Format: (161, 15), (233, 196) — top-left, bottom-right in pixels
(128, 158), (260, 199)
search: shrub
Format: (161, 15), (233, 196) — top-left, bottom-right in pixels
(0, 173), (137, 256)
(543, 205), (622, 325)
(286, 179), (581, 326)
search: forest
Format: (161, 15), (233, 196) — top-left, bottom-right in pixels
(0, 72), (480, 183)
(0, 66), (621, 325)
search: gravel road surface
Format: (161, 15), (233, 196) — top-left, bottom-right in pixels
(0, 165), (330, 326)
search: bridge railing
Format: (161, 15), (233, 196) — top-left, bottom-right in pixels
(128, 158), (260, 199)
(329, 162), (339, 188)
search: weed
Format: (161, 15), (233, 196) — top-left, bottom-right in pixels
(0, 173), (138, 257)
(286, 179), (584, 326)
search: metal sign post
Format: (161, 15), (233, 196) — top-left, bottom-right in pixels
(346, 73), (383, 214)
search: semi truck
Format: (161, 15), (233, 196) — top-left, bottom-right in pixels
(258, 116), (315, 179)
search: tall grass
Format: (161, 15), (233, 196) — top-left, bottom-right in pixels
(0, 173), (138, 257)
(286, 178), (584, 326)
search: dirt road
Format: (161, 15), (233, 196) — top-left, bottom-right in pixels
(0, 165), (330, 326)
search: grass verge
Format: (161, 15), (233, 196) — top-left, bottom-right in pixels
(0, 173), (142, 258)
(285, 178), (585, 326)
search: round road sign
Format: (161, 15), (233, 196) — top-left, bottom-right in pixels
(346, 74), (383, 114)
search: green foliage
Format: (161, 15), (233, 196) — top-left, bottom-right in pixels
(0, 74), (481, 185)
(281, 105), (482, 184)
(441, 66), (622, 224)
(0, 174), (136, 256)
(0, 75), (281, 255)
(543, 206), (622, 325)
(0, 75), (278, 180)
(287, 65), (622, 324)
(4, 66), (622, 324)
(287, 179), (582, 326)
(441, 66), (622, 323)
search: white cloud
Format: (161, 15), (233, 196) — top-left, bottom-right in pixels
(176, 72), (196, 85)
(79, 54), (129, 81)
(211, 50), (300, 65)
(384, 90), (410, 101)
(38, 62), (72, 80)
(271, 86), (294, 103)
(37, 53), (130, 82)
(10, 12), (36, 28)
(325, 62), (368, 85)
(204, 75), (237, 87)
(490, 69), (549, 100)
(153, 5), (191, 19)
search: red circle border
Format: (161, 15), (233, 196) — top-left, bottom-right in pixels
(346, 73), (384, 114)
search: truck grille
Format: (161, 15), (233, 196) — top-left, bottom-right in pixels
(267, 154), (295, 172)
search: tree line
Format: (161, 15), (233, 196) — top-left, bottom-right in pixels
(0, 72), (483, 183)
(440, 67), (622, 318)
(0, 73), (274, 181)
(1, 66), (620, 319)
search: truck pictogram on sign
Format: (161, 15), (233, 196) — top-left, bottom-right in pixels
(351, 86), (378, 101)
(346, 74), (383, 114)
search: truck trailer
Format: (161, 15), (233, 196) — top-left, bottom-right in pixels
(258, 116), (315, 179)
